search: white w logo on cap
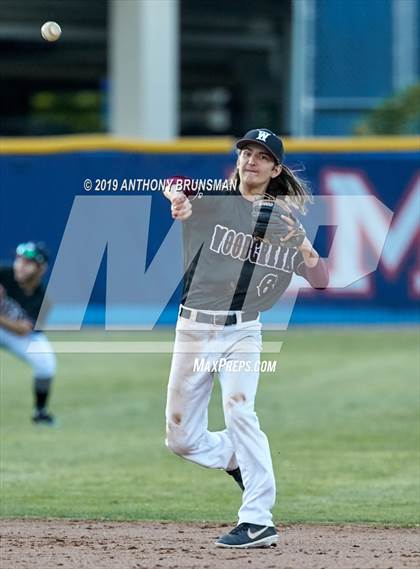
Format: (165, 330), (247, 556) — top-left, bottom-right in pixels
(256, 130), (270, 142)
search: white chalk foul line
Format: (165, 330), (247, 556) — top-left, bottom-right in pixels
(27, 341), (283, 354)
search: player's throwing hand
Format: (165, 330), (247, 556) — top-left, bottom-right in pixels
(171, 194), (192, 221)
(164, 180), (193, 221)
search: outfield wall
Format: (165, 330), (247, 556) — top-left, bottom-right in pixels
(0, 136), (418, 325)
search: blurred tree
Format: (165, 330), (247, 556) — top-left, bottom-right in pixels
(29, 91), (104, 134)
(355, 83), (420, 135)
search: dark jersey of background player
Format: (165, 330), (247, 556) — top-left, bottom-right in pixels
(0, 266), (46, 326)
(181, 187), (308, 312)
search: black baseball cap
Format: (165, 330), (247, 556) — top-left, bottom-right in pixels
(16, 242), (49, 264)
(236, 128), (285, 164)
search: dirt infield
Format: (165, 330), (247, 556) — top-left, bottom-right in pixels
(1, 520), (419, 569)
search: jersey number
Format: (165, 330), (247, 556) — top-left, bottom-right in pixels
(256, 273), (278, 296)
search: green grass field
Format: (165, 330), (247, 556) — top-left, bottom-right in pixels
(1, 328), (419, 526)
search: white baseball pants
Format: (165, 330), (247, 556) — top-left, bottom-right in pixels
(165, 309), (276, 527)
(0, 328), (56, 379)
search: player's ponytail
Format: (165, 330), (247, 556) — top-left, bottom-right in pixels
(268, 164), (312, 214)
(230, 164), (312, 214)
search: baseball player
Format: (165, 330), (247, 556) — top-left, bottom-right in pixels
(0, 242), (57, 425)
(164, 129), (328, 548)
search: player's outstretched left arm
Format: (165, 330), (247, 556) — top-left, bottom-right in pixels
(252, 202), (329, 289)
(296, 235), (329, 289)
(279, 215), (329, 289)
(297, 235), (320, 267)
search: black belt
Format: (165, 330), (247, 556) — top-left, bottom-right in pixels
(180, 307), (259, 326)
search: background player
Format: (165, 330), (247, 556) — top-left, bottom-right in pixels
(164, 129), (329, 548)
(0, 242), (56, 425)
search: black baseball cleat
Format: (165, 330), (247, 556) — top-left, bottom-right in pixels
(215, 523), (278, 548)
(226, 467), (244, 491)
(32, 409), (57, 426)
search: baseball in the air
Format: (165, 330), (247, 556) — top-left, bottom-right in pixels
(41, 21), (62, 42)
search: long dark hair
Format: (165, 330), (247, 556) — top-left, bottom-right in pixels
(231, 163), (312, 214)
